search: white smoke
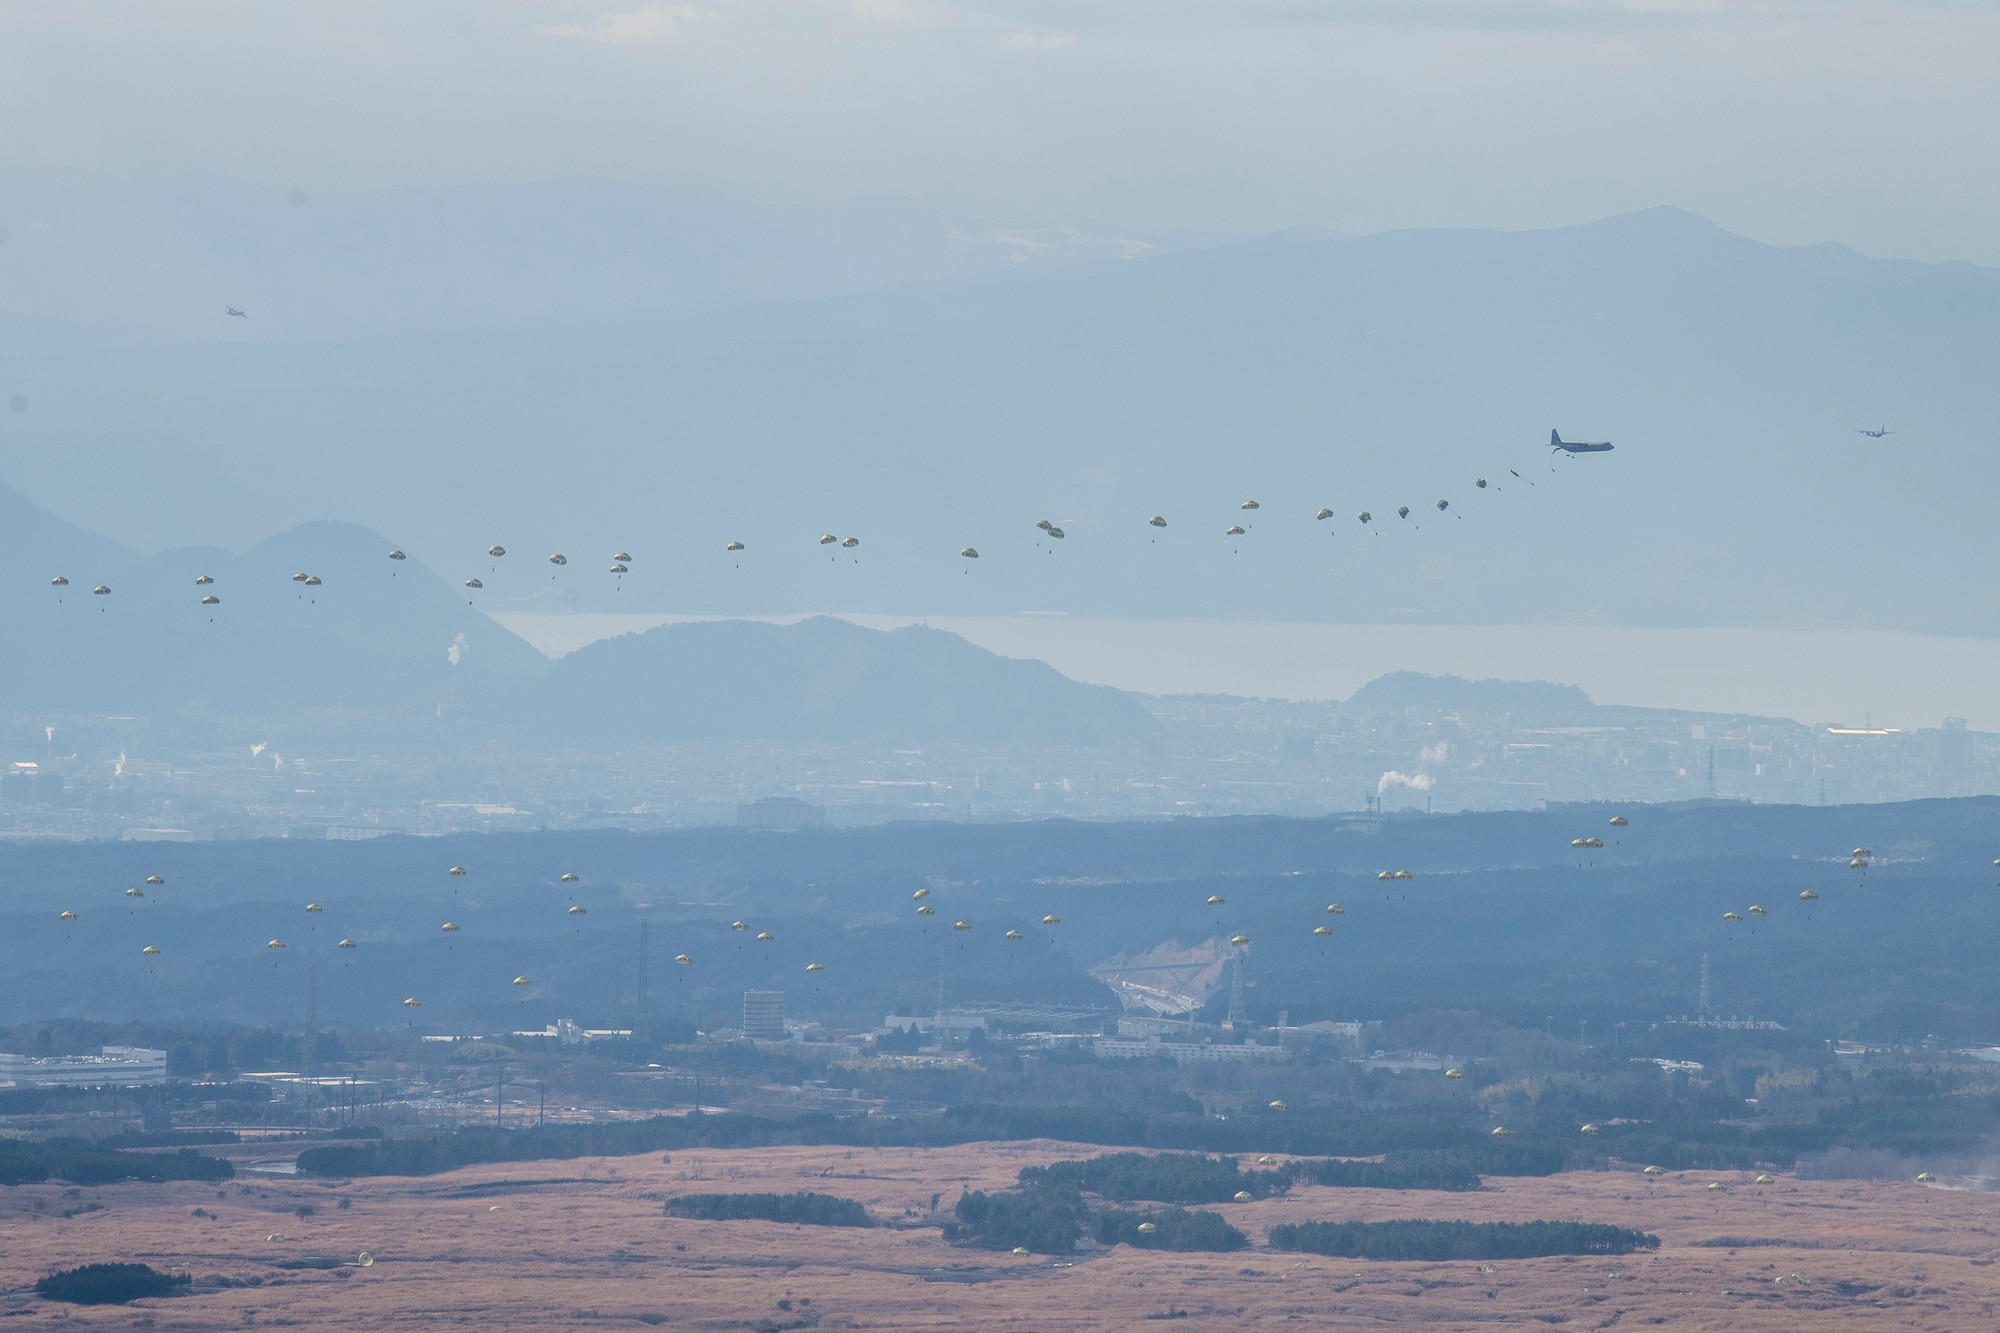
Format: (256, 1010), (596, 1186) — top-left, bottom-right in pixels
(1378, 770), (1435, 795)
(1419, 741), (1449, 764)
(447, 632), (466, 668)
(250, 742), (266, 758)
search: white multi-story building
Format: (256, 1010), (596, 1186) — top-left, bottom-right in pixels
(1090, 1035), (1288, 1064)
(744, 991), (786, 1041)
(0, 1046), (168, 1087)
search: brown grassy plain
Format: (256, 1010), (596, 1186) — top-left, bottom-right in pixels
(2, 1140), (1997, 1330)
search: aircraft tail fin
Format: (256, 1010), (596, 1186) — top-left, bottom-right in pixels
(1550, 429), (1563, 448)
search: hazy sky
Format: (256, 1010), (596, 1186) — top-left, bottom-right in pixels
(3, 1), (1997, 263)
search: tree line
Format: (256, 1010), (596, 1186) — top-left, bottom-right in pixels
(665, 1192), (873, 1227)
(297, 1107), (1562, 1181)
(0, 1139), (232, 1187)
(1269, 1219), (1660, 1260)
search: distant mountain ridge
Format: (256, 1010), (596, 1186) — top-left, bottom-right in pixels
(0, 483), (546, 727)
(510, 615), (1158, 746)
(1345, 672), (1596, 722)
(0, 483), (1158, 747)
(5, 206), (1995, 633)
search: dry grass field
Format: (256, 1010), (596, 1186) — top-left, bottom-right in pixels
(2, 1140), (1997, 1330)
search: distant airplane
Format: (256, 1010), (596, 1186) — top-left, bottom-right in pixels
(1550, 429), (1613, 454)
(1853, 426), (1895, 438)
(225, 307), (248, 319)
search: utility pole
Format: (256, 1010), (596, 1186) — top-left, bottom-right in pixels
(1704, 747), (1716, 800)
(1226, 958), (1246, 1030)
(496, 1067), (505, 1129)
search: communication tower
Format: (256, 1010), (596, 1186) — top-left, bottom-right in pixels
(636, 920), (650, 1044)
(303, 965), (319, 1077)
